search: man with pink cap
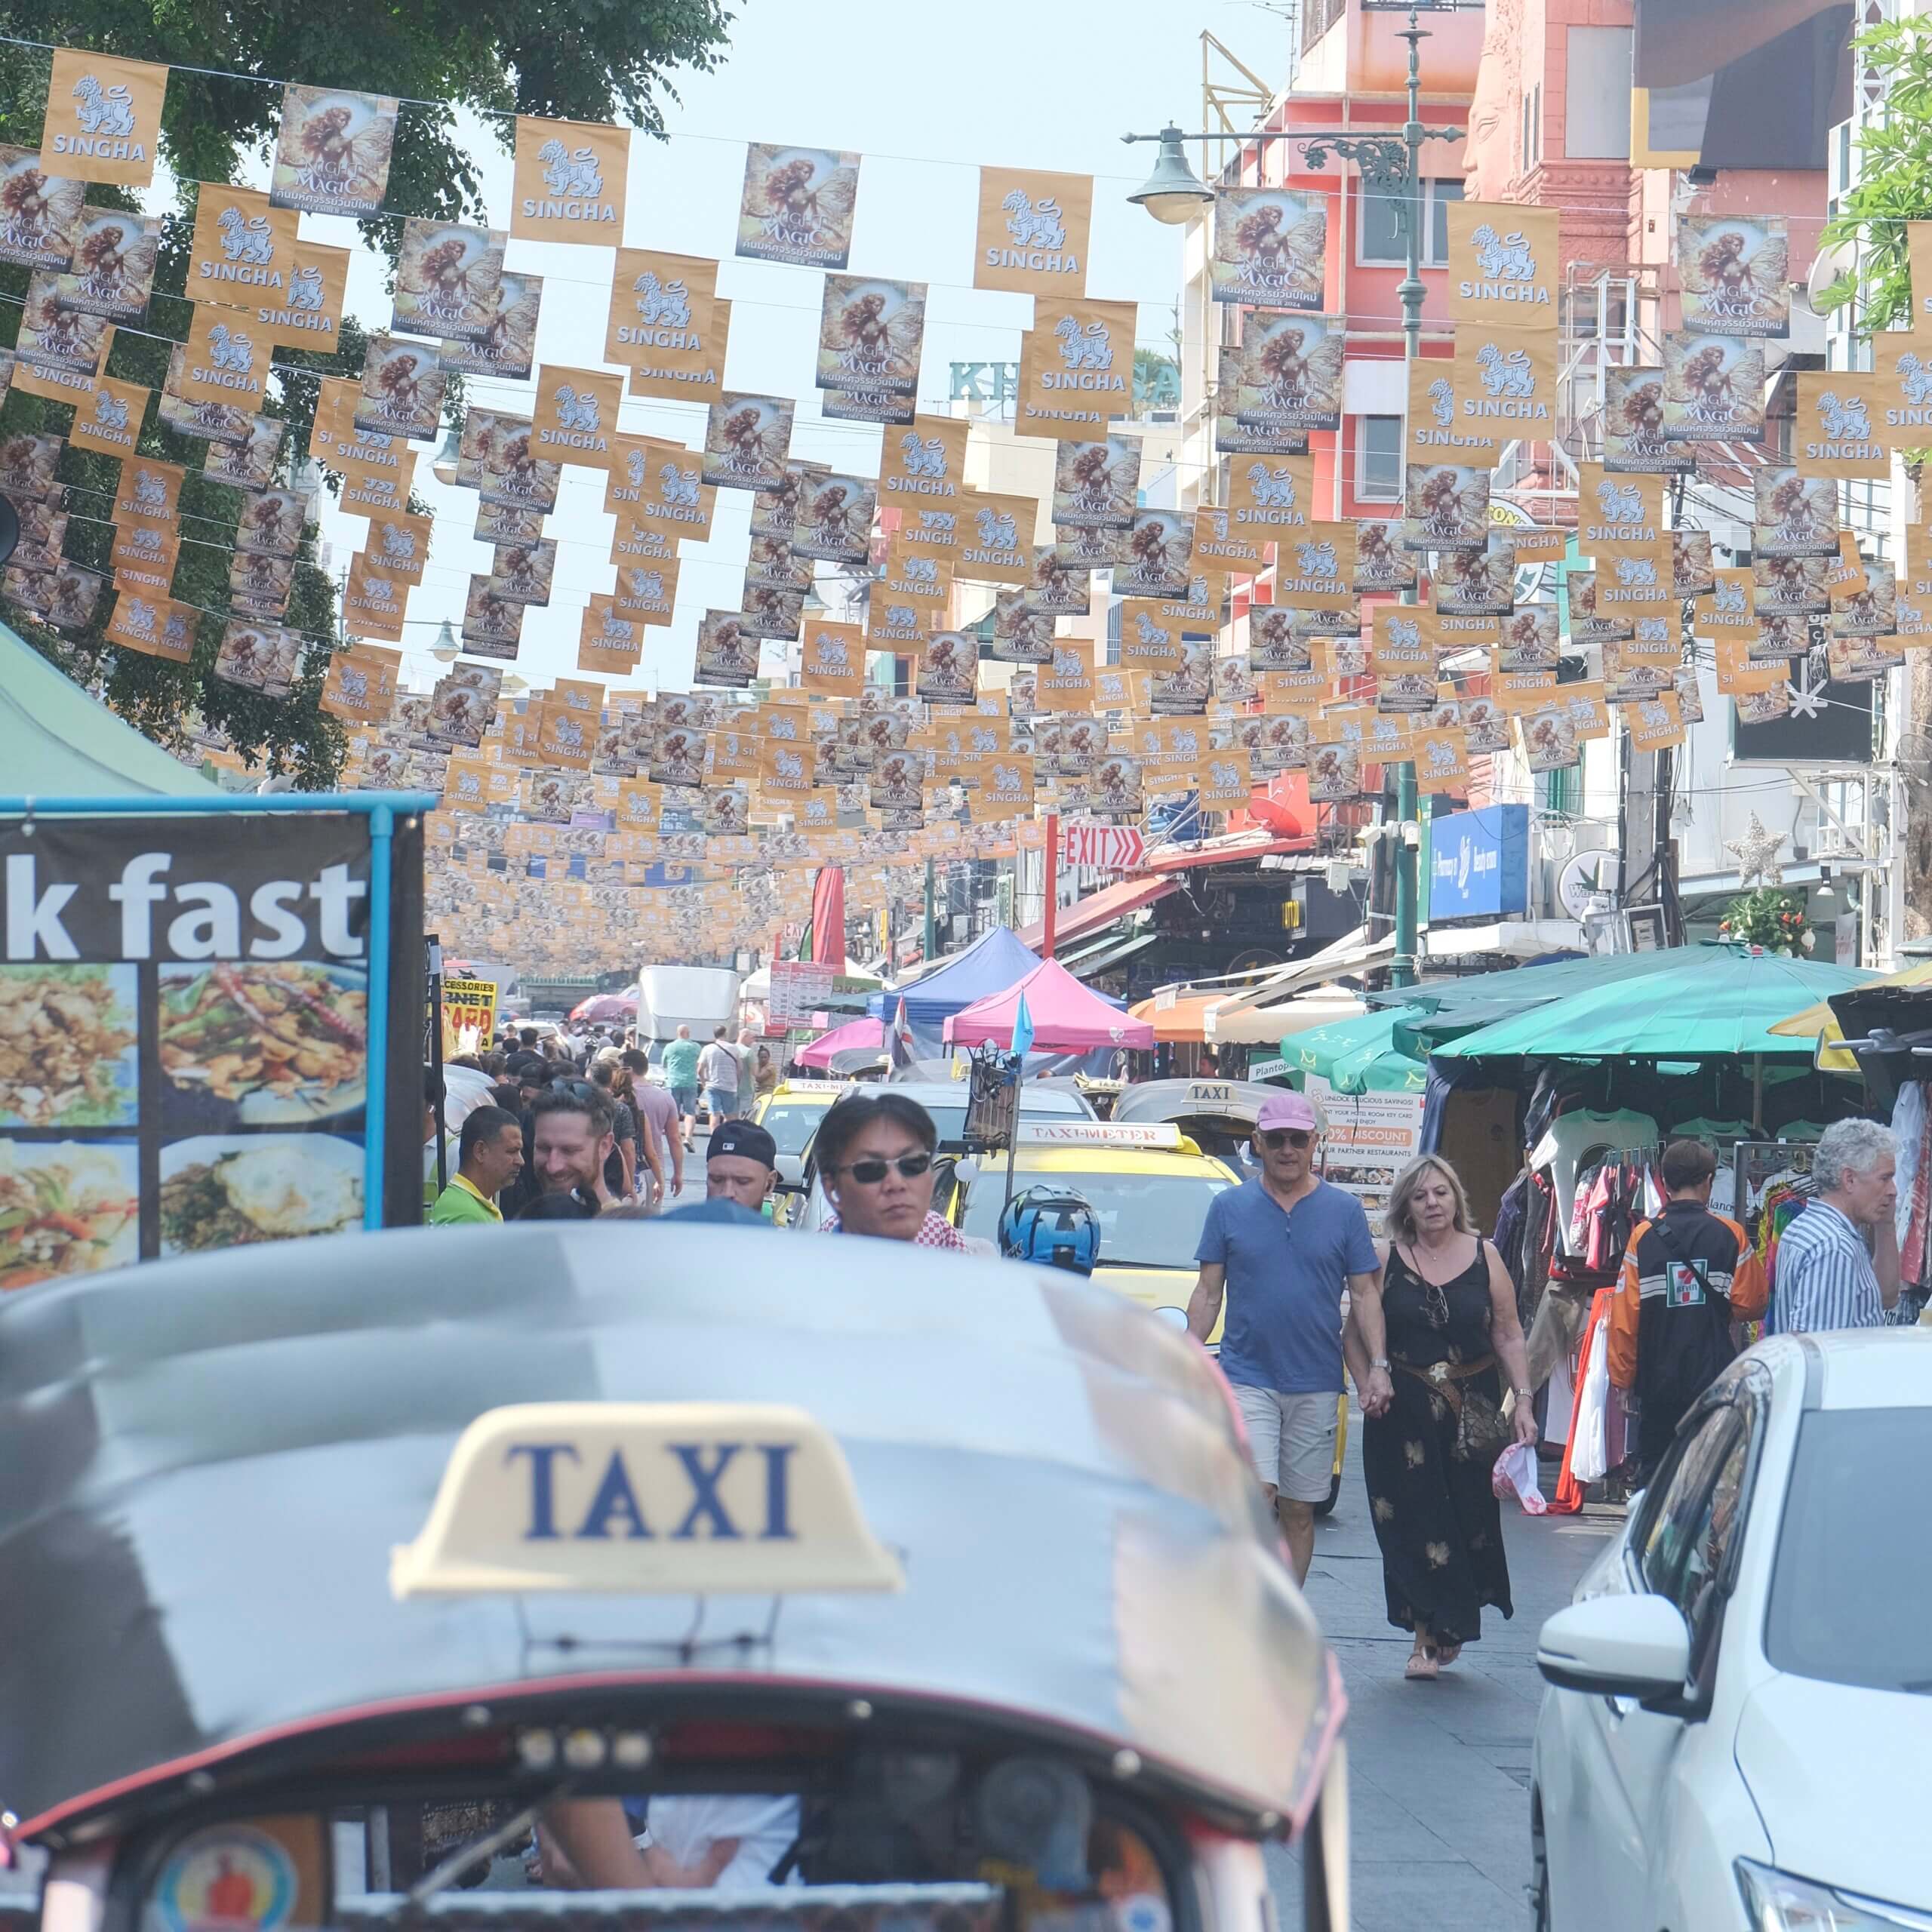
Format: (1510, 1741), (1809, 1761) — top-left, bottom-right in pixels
(1189, 1089), (1394, 1584)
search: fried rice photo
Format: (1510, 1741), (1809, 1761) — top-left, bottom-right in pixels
(0, 965), (138, 1128)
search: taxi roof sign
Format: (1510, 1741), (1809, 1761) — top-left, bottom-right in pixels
(391, 1402), (904, 1599)
(774, 1079), (843, 1096)
(1014, 1122), (1184, 1150)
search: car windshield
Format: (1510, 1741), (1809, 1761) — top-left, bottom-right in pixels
(961, 1168), (1232, 1271)
(761, 1102), (828, 1155)
(1764, 1406), (1932, 1694)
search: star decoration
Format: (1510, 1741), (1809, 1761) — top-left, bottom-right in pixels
(1727, 813), (1789, 887)
(1784, 677), (1825, 721)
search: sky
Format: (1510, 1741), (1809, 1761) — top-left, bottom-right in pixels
(309, 0), (1299, 698)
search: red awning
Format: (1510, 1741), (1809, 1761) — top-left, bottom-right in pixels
(1017, 874), (1177, 951)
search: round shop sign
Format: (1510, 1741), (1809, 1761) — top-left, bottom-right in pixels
(154, 1825), (298, 1932)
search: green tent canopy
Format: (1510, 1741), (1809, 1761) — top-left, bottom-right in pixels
(0, 619), (217, 797)
(1284, 1006), (1429, 1094)
(1432, 948), (1877, 1061)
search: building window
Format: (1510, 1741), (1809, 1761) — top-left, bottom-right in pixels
(1358, 416), (1403, 500)
(1359, 178), (1463, 267)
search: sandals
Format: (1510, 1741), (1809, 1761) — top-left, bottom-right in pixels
(1404, 1647), (1438, 1681)
(1435, 1642), (1463, 1668)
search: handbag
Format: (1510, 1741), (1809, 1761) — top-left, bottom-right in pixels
(1395, 1353), (1509, 1463)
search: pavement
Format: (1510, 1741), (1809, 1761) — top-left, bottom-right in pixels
(1265, 1411), (1617, 1930)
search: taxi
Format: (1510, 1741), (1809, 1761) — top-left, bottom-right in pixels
(0, 1222), (1353, 1931)
(953, 1121), (1238, 1328)
(748, 1075), (848, 1187)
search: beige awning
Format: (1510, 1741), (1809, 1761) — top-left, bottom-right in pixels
(1209, 995), (1368, 1047)
(1202, 928), (1395, 1041)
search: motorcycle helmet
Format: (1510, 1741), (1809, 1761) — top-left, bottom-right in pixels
(998, 1185), (1100, 1276)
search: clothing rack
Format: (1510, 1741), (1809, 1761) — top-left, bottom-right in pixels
(1731, 1140), (1816, 1237)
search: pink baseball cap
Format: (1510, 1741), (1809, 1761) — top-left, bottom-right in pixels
(1257, 1091), (1319, 1133)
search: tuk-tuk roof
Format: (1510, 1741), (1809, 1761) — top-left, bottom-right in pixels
(1111, 1078), (1281, 1127)
(0, 1226), (1336, 1841)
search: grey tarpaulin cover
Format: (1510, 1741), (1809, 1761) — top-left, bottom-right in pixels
(0, 1224), (1336, 1836)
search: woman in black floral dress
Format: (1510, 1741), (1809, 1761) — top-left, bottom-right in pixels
(1346, 1154), (1538, 1680)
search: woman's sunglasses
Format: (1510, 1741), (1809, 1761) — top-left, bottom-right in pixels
(1259, 1128), (1314, 1151)
(834, 1152), (934, 1186)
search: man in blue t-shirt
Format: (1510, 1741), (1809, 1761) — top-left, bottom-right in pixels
(1189, 1090), (1392, 1583)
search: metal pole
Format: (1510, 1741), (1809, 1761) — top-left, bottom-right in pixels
(922, 858), (937, 962)
(1043, 810), (1061, 959)
(1389, 4), (1428, 990)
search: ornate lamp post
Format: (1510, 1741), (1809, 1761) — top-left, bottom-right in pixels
(1124, 3), (1466, 987)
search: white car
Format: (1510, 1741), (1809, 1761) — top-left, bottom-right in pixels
(1531, 1329), (1930, 1930)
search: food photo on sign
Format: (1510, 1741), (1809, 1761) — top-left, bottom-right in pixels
(0, 806), (426, 1289)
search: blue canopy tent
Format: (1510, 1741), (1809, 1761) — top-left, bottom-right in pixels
(869, 925), (1126, 1069)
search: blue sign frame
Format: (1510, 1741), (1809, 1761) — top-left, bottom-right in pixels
(0, 791), (436, 1229)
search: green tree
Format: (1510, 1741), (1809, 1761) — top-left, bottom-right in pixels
(1817, 16), (1932, 332)
(0, 0), (735, 782)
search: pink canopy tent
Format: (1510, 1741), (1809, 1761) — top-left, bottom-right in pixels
(795, 1017), (884, 1069)
(944, 958), (1157, 1051)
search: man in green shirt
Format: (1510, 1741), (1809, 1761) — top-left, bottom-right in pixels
(660, 1024), (703, 1151)
(430, 1106), (525, 1226)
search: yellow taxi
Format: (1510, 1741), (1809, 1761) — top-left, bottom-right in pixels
(952, 1120), (1349, 1517)
(747, 1077), (848, 1189)
(952, 1122), (1238, 1328)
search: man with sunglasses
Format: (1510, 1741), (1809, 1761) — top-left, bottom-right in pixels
(1189, 1091), (1391, 1585)
(814, 1094), (980, 1250)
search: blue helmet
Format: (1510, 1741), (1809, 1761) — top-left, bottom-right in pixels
(998, 1186), (1100, 1275)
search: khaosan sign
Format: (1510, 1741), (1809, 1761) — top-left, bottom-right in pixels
(1426, 803), (1530, 922)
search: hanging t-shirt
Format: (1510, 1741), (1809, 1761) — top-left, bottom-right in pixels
(1668, 1118), (1755, 1146)
(1531, 1109), (1660, 1252)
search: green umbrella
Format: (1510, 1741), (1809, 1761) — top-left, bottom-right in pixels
(1284, 1007), (1429, 1095)
(1433, 947), (1877, 1060)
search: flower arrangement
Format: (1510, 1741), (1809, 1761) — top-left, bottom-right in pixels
(1718, 888), (1814, 955)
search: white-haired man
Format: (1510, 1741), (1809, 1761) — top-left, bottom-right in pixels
(1774, 1118), (1900, 1332)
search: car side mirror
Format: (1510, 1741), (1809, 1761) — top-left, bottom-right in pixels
(1536, 1595), (1690, 1704)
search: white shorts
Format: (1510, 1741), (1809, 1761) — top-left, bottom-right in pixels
(1233, 1384), (1340, 1503)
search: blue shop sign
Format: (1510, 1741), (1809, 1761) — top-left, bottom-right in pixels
(1428, 804), (1528, 921)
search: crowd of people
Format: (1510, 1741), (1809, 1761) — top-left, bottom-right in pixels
(421, 1016), (1913, 1684)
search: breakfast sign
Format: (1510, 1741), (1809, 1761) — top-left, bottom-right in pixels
(0, 801), (426, 1288)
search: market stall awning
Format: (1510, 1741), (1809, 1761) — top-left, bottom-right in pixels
(867, 924), (1041, 1026)
(0, 618), (219, 796)
(1208, 993), (1366, 1048)
(795, 1017), (885, 1069)
(1203, 928), (1396, 1041)
(946, 958), (1155, 1051)
(1434, 948), (1877, 1060)
(1284, 1006), (1430, 1095)
(1060, 928), (1161, 981)
(1128, 989), (1227, 1045)
(1017, 875), (1177, 952)
(1767, 960), (1932, 1072)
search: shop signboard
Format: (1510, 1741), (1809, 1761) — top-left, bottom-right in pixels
(1305, 1072), (1425, 1222)
(440, 976), (499, 1057)
(769, 958), (835, 1026)
(0, 795), (429, 1289)
(1426, 804), (1529, 922)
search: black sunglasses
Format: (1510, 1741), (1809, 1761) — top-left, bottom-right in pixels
(1259, 1128), (1314, 1151)
(835, 1152), (934, 1186)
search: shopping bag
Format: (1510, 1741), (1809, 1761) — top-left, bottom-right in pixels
(1491, 1440), (1547, 1515)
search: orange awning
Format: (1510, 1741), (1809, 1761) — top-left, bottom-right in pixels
(1128, 990), (1230, 1045)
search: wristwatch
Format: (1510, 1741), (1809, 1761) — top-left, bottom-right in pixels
(1371, 1355), (1390, 1371)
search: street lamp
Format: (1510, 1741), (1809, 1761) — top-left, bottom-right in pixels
(429, 419), (463, 488)
(1126, 128), (1215, 224)
(1122, 2), (1463, 987)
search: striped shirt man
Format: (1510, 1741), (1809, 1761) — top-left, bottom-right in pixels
(1774, 1201), (1885, 1333)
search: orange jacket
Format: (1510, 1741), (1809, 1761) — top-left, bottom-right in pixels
(1608, 1202), (1765, 1391)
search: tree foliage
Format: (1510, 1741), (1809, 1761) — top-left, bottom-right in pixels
(0, 0), (736, 782)
(1817, 17), (1932, 333)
